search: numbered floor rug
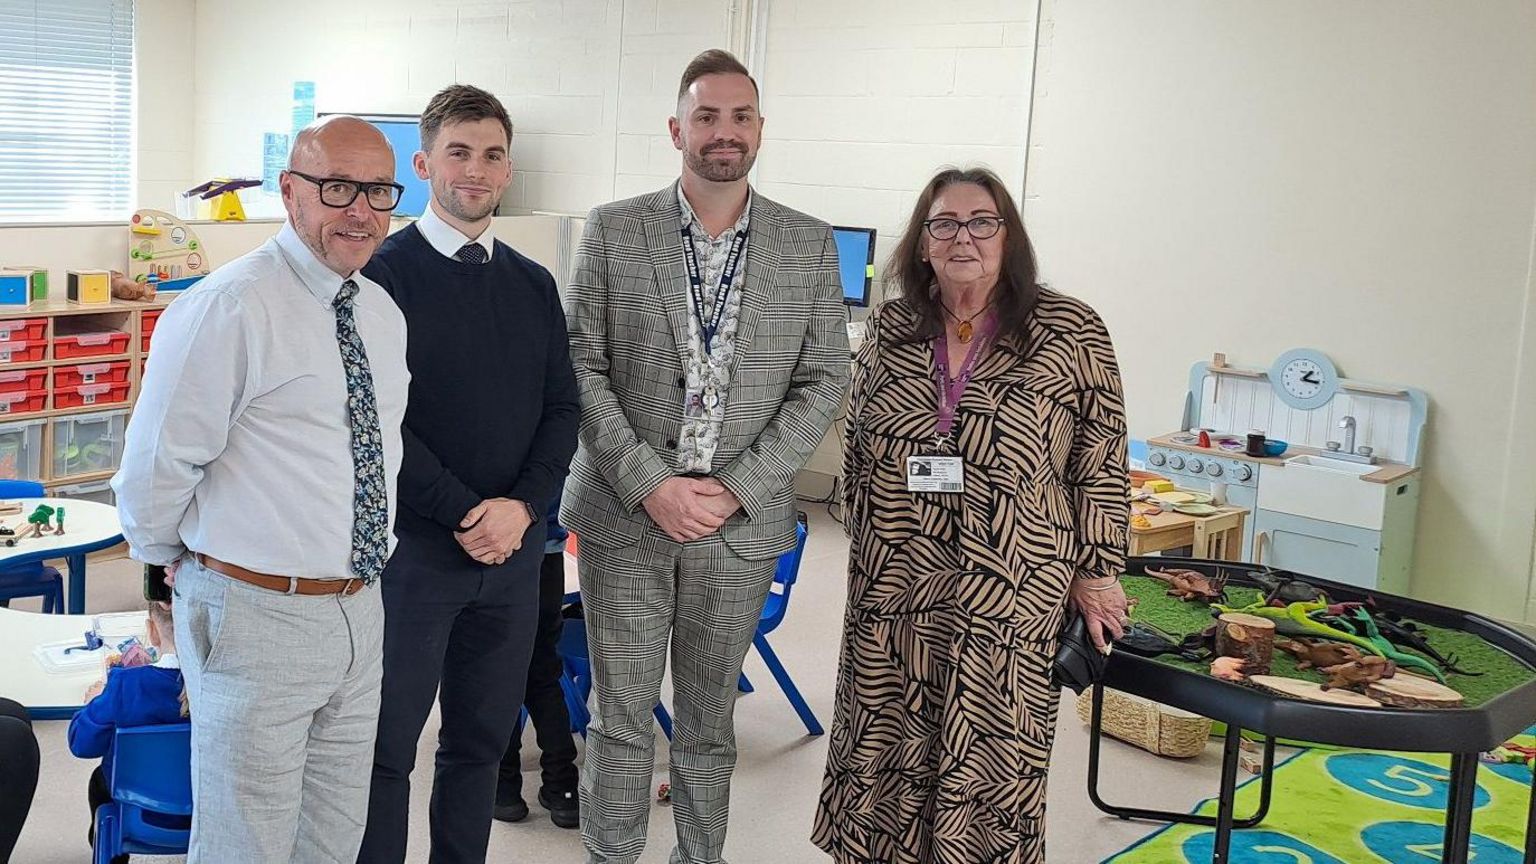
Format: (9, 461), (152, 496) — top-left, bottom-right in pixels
(1103, 733), (1535, 863)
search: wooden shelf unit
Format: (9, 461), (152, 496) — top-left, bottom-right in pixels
(0, 296), (176, 493)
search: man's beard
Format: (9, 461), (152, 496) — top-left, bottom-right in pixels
(685, 143), (755, 182)
(440, 184), (498, 222)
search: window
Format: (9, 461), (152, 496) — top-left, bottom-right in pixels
(0, 0), (134, 222)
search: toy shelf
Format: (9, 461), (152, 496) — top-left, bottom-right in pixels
(0, 296), (177, 490)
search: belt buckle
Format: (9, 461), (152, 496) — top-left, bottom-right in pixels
(285, 576), (299, 596)
(343, 578), (364, 596)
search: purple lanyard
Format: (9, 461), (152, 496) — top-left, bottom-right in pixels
(933, 314), (998, 440)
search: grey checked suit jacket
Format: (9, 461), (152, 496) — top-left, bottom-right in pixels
(561, 184), (850, 561)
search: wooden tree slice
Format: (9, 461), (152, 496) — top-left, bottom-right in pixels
(1216, 613), (1277, 675)
(1367, 676), (1465, 709)
(1250, 675), (1382, 708)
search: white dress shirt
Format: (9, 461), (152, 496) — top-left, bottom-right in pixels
(415, 200), (495, 261)
(112, 223), (411, 579)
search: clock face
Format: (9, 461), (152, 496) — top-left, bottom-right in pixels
(1282, 359), (1324, 400)
(1269, 348), (1338, 410)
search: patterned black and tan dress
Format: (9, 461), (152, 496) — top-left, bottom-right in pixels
(812, 291), (1128, 864)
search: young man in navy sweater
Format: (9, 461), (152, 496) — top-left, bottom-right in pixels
(356, 84), (580, 864)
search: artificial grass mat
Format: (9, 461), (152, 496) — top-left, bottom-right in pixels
(1120, 576), (1535, 708)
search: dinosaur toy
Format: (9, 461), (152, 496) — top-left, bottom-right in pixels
(1116, 622), (1206, 661)
(1319, 656), (1396, 691)
(1277, 638), (1364, 671)
(1248, 569), (1330, 605)
(1366, 611), (1482, 676)
(1144, 566), (1227, 603)
(1213, 599), (1385, 658)
(1330, 608), (1447, 683)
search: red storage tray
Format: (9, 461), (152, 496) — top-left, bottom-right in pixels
(0, 318), (46, 343)
(0, 340), (45, 365)
(0, 389), (46, 416)
(53, 331), (129, 360)
(142, 308), (162, 334)
(54, 360), (130, 390)
(0, 367), (46, 394)
(54, 382), (130, 410)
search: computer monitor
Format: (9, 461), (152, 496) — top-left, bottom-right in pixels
(832, 226), (876, 308)
(319, 113), (430, 218)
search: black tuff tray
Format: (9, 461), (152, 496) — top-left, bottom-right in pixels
(1109, 556), (1536, 753)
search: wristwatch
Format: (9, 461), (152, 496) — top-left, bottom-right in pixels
(517, 499), (539, 522)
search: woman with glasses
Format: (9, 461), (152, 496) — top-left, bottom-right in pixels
(813, 167), (1131, 864)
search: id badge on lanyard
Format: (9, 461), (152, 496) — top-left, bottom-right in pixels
(680, 225), (748, 351)
(908, 314), (997, 494)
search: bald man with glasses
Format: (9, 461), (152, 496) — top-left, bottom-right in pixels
(113, 116), (411, 864)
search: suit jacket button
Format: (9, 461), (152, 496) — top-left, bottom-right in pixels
(666, 438), (677, 448)
(676, 377), (686, 387)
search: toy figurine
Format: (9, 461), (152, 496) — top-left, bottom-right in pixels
(23, 504), (53, 539)
(1213, 599), (1385, 659)
(1144, 566), (1227, 603)
(1319, 656), (1395, 691)
(53, 505), (64, 536)
(1248, 568), (1330, 605)
(1277, 638), (1363, 671)
(1210, 656), (1248, 681)
(1330, 608), (1446, 683)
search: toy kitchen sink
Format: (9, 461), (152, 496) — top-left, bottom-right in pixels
(1146, 349), (1426, 593)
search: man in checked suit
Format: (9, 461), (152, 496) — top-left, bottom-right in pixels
(563, 49), (849, 864)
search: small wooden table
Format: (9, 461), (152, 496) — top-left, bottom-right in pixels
(1128, 505), (1249, 561)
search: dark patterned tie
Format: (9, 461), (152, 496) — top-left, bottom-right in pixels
(333, 279), (389, 584)
(455, 243), (488, 264)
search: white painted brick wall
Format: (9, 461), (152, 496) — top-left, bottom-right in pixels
(182, 0), (1032, 230)
(189, 0), (724, 216)
(756, 0), (1037, 306)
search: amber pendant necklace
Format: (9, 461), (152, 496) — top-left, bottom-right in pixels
(939, 297), (996, 343)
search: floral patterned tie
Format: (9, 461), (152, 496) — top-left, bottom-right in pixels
(334, 279), (388, 584)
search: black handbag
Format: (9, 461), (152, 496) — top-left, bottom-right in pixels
(1052, 611), (1109, 694)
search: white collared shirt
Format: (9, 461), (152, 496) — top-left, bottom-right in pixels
(112, 223), (411, 579)
(152, 652), (180, 670)
(415, 200), (495, 262)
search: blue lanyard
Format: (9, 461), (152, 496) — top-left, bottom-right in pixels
(680, 225), (748, 349)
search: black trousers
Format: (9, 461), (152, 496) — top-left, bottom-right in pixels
(497, 551), (579, 797)
(0, 698), (37, 864)
(357, 538), (541, 864)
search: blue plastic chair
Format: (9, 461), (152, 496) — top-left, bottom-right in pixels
(557, 614), (674, 740)
(0, 479), (64, 614)
(735, 514), (822, 735)
(92, 723), (193, 863)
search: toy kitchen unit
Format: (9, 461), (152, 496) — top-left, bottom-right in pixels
(1145, 349), (1426, 593)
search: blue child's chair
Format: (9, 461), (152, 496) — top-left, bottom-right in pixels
(93, 722), (193, 864)
(559, 614), (675, 740)
(736, 513), (822, 735)
(0, 479), (64, 613)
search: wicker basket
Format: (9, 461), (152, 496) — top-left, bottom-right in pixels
(1074, 688), (1213, 759)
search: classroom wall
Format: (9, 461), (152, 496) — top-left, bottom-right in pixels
(134, 0), (197, 211)
(1021, 0), (1536, 618)
(753, 0), (1036, 304)
(183, 0), (732, 218)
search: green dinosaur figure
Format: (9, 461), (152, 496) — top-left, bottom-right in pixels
(1212, 599), (1385, 658)
(1337, 607), (1446, 683)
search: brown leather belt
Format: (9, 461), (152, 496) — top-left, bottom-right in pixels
(193, 553), (366, 596)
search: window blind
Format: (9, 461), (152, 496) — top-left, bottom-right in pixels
(0, 0), (134, 222)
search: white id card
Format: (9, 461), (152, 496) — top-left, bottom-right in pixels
(906, 456), (964, 493)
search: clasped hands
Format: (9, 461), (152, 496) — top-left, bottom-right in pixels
(457, 498), (534, 566)
(643, 476), (741, 543)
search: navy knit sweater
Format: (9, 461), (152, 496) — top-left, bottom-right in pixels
(363, 224), (579, 562)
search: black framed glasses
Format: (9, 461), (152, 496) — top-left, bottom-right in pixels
(922, 216), (1003, 241)
(287, 171), (405, 211)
